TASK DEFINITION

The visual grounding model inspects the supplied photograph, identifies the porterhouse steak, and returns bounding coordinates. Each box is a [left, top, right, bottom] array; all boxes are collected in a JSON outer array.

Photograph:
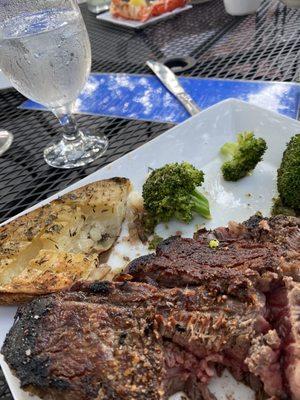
[[2, 215, 300, 400]]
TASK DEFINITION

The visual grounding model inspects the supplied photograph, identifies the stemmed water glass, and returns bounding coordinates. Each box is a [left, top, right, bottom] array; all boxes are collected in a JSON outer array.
[[0, 0, 108, 168]]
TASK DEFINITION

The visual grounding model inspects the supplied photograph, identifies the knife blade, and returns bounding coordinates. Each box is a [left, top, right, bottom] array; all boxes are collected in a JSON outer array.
[[146, 60, 201, 116]]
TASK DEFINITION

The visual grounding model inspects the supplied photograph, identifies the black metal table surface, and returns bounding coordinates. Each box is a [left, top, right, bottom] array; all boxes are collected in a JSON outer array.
[[0, 0, 299, 398]]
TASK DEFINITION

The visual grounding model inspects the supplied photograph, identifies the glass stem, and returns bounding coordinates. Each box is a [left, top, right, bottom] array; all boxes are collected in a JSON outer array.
[[52, 105, 80, 141]]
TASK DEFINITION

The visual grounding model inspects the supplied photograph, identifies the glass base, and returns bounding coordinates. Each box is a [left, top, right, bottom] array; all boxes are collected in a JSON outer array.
[[44, 130, 108, 169], [0, 130, 13, 156]]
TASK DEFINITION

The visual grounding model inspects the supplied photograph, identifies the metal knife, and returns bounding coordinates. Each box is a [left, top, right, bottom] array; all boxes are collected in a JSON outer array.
[[146, 60, 201, 116]]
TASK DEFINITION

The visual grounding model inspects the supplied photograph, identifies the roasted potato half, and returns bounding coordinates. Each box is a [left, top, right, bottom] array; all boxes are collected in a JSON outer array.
[[0, 177, 131, 303]]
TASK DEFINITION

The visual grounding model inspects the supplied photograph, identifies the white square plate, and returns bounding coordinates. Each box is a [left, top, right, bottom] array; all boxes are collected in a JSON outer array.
[[97, 5, 192, 29], [1, 98, 300, 400]]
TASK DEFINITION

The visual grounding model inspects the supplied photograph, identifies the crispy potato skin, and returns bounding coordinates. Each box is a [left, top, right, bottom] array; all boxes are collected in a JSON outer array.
[[0, 178, 131, 304]]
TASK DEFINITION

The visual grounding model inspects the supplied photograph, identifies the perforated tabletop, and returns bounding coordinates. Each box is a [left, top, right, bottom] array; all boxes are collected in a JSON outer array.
[[0, 0, 300, 398]]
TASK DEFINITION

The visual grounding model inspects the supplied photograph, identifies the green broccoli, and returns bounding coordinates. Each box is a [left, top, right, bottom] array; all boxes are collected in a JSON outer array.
[[277, 134, 300, 211], [148, 234, 164, 250], [142, 162, 211, 228], [271, 197, 297, 217], [220, 132, 267, 181]]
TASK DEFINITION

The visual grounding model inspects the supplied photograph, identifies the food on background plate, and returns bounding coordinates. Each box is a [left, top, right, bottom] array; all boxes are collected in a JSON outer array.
[[142, 162, 211, 234], [220, 131, 267, 181], [0, 178, 131, 304], [2, 214, 300, 400], [110, 0, 188, 22]]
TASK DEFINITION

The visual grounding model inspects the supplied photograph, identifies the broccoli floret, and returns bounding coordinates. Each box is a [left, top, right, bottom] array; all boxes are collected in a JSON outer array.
[[148, 234, 164, 250], [271, 197, 297, 217], [220, 132, 267, 181], [277, 134, 300, 211], [142, 162, 211, 227]]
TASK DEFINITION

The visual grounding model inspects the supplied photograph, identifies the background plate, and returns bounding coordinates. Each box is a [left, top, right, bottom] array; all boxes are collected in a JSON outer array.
[[1, 99, 300, 400], [96, 5, 192, 29]]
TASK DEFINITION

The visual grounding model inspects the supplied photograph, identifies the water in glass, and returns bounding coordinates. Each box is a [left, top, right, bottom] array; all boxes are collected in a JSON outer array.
[[0, 1, 108, 169], [0, 9, 91, 108]]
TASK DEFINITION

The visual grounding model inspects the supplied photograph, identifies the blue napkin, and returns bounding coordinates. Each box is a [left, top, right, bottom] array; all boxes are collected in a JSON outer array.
[[20, 73, 300, 123]]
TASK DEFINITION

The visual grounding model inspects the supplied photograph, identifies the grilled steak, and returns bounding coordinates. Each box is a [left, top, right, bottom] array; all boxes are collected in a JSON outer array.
[[2, 215, 299, 400], [210, 214, 300, 282], [122, 215, 300, 398], [124, 215, 300, 291], [268, 278, 300, 400], [245, 330, 283, 398], [2, 280, 270, 400], [242, 215, 300, 252], [124, 235, 283, 292]]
